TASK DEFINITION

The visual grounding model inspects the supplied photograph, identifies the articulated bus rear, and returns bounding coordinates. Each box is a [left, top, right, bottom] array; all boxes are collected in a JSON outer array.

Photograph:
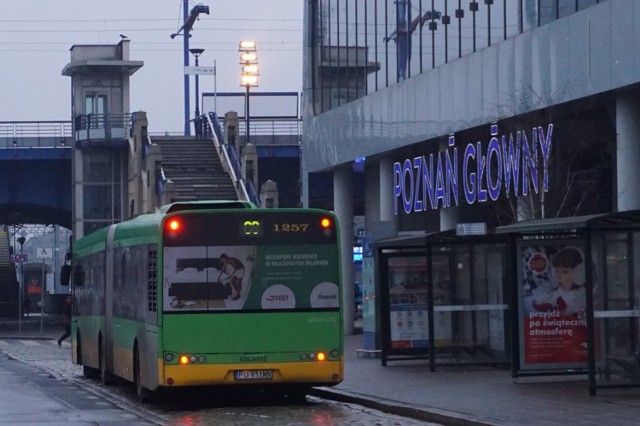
[[159, 208, 343, 394]]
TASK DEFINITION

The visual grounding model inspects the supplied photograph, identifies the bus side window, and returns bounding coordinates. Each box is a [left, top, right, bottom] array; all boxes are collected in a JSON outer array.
[[74, 265, 85, 287]]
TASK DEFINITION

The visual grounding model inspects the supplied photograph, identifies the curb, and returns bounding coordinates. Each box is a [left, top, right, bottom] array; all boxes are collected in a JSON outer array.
[[309, 387, 498, 426]]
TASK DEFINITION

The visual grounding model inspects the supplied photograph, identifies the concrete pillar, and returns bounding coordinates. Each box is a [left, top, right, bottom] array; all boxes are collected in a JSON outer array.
[[224, 111, 240, 153], [162, 180, 179, 205], [364, 161, 381, 232], [334, 166, 355, 335], [146, 144, 162, 211], [616, 90, 640, 212], [260, 180, 278, 208], [379, 158, 394, 222], [72, 148, 84, 241], [130, 111, 148, 218], [242, 143, 259, 191]]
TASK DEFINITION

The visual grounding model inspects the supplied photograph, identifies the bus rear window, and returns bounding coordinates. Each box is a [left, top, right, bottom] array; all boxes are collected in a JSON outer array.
[[162, 211, 340, 313]]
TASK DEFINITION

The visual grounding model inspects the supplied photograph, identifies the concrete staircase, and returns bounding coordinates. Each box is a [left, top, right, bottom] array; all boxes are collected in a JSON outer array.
[[152, 136, 238, 201], [0, 230, 18, 317]]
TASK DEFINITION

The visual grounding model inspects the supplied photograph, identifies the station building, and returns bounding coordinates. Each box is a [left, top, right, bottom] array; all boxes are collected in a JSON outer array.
[[302, 1, 640, 394]]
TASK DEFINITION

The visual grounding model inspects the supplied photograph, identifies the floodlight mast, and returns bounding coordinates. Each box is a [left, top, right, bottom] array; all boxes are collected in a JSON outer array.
[[171, 2, 210, 136]]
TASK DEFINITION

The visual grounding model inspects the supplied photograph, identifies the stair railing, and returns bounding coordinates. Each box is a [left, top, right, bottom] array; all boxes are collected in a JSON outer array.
[[203, 113, 255, 203]]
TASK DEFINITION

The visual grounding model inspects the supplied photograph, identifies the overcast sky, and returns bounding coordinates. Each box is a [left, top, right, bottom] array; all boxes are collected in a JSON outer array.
[[0, 0, 302, 134]]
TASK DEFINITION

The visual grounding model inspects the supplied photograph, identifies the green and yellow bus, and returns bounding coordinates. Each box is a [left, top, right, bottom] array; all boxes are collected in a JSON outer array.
[[70, 201, 343, 401]]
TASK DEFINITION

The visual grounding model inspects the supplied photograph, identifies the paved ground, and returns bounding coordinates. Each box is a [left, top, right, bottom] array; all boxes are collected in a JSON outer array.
[[2, 316, 640, 425]]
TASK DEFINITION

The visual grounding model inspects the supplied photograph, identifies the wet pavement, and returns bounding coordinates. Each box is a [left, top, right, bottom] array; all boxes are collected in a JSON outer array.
[[2, 316, 640, 425]]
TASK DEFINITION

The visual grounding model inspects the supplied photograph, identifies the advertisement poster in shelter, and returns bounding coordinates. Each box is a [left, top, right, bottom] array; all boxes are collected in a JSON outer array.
[[388, 256, 429, 349], [518, 242, 588, 368]]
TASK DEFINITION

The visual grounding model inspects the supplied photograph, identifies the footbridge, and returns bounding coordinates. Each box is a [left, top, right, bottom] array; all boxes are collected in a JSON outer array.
[[0, 121, 74, 228]]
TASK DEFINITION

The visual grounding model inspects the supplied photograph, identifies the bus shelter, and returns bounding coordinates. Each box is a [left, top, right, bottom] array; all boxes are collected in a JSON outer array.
[[373, 230, 510, 371], [496, 211, 640, 395]]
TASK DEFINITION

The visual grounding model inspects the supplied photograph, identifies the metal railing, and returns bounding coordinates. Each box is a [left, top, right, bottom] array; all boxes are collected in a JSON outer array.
[[0, 121, 72, 148], [73, 113, 132, 144], [238, 118, 302, 142], [73, 113, 131, 131], [203, 113, 255, 204]]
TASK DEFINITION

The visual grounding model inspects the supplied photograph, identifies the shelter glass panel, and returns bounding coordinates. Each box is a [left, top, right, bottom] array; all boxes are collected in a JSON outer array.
[[432, 243, 508, 364], [590, 231, 640, 391]]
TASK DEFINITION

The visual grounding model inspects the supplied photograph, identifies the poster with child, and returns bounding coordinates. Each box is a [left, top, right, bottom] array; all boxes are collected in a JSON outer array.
[[519, 243, 588, 367]]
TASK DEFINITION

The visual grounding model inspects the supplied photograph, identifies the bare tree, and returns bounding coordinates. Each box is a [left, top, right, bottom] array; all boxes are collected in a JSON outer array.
[[488, 87, 614, 226]]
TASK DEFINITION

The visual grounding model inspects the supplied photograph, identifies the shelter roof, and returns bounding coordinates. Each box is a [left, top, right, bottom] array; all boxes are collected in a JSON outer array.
[[496, 210, 640, 235]]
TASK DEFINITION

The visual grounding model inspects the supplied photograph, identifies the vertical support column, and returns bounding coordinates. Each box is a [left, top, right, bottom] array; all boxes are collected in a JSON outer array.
[[334, 166, 354, 335], [73, 148, 84, 241], [616, 90, 640, 211], [363, 160, 382, 350], [360, 158, 400, 349], [379, 158, 394, 223]]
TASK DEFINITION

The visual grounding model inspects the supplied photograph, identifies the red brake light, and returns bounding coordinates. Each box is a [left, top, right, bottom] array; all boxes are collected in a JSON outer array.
[[167, 219, 181, 232], [320, 217, 332, 229]]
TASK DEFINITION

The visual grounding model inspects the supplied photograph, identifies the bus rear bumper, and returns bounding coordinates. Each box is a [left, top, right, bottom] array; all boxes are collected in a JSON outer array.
[[162, 359, 343, 387]]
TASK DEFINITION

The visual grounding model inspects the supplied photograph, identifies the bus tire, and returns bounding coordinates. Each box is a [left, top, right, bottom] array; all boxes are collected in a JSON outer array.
[[99, 336, 112, 386], [134, 344, 153, 403]]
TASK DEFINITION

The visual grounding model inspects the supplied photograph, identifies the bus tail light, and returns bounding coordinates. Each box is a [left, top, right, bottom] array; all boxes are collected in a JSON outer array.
[[165, 217, 183, 234], [174, 354, 206, 365], [300, 351, 335, 361], [320, 217, 332, 229]]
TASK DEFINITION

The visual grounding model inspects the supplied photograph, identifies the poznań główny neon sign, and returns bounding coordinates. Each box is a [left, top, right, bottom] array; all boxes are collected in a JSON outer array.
[[393, 124, 553, 214]]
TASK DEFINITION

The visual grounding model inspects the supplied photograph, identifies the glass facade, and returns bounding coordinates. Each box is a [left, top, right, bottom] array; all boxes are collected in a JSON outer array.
[[82, 149, 124, 236], [313, 0, 608, 114]]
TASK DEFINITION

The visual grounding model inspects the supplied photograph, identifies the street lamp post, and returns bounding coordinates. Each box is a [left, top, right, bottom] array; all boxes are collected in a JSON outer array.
[[239, 41, 259, 145], [189, 48, 205, 119], [17, 236, 25, 332], [170, 1, 210, 136]]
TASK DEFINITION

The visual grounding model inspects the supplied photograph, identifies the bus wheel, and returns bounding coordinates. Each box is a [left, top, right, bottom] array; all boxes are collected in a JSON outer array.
[[99, 337, 112, 386], [134, 345, 153, 403]]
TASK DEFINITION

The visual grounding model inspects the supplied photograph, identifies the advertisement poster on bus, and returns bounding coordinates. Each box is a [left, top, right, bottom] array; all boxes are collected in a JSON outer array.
[[163, 244, 339, 312], [518, 242, 588, 368], [386, 256, 451, 349]]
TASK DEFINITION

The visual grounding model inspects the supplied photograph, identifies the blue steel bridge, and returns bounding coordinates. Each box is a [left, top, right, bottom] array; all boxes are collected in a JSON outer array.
[[0, 121, 73, 228]]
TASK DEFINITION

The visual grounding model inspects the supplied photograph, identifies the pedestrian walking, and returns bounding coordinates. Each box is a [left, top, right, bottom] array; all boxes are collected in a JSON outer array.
[[58, 295, 72, 346]]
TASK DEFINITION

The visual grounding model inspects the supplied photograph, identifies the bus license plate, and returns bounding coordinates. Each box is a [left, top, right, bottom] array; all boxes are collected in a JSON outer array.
[[234, 369, 273, 381]]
